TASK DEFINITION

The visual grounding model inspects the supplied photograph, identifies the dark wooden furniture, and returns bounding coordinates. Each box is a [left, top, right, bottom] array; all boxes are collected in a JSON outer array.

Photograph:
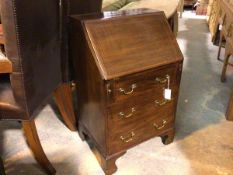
[[56, 0, 104, 131], [70, 9, 183, 175], [0, 0, 75, 174], [0, 56, 11, 74]]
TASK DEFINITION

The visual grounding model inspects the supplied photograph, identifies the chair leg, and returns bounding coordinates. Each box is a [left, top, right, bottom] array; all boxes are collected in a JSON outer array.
[[22, 120, 56, 175], [0, 156, 5, 175], [53, 83, 77, 131], [221, 54, 231, 82], [217, 33, 223, 60]]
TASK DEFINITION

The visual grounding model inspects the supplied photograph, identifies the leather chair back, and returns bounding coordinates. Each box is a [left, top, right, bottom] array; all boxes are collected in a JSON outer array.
[[0, 0, 61, 119]]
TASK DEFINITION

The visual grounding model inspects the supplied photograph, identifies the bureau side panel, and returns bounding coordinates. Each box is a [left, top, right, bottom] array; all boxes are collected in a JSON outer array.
[[70, 19, 107, 154]]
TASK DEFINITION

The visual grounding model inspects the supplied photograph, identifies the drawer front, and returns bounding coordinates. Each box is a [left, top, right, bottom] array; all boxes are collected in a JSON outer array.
[[112, 63, 180, 103], [108, 85, 179, 127], [107, 112, 174, 155]]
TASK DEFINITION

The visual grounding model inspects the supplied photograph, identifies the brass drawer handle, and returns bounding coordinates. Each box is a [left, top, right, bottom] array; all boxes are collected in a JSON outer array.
[[155, 74, 170, 84], [119, 108, 136, 119], [120, 131, 135, 143], [119, 84, 137, 95], [155, 99, 171, 106], [153, 120, 167, 130], [155, 74, 169, 84]]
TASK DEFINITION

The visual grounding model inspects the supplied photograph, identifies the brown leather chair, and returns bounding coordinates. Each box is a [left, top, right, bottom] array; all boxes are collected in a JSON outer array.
[[0, 0, 74, 174]]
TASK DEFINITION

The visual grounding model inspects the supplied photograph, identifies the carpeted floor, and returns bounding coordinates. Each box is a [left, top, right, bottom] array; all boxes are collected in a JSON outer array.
[[1, 10, 233, 175]]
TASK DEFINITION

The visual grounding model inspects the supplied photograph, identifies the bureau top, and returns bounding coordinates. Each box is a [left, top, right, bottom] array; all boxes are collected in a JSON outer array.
[[72, 10, 183, 80]]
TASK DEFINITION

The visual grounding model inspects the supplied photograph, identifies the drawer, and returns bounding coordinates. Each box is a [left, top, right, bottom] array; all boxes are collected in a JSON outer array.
[[112, 64, 180, 103], [107, 112, 174, 155], [108, 86, 179, 128]]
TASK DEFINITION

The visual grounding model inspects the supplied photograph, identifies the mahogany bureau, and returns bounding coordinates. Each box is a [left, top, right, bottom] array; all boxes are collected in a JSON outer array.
[[70, 10, 183, 175]]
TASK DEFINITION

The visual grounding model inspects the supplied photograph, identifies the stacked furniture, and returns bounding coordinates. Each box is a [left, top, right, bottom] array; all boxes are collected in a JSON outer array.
[[70, 9, 183, 175], [207, 0, 221, 42], [219, 0, 233, 82], [218, 0, 233, 121]]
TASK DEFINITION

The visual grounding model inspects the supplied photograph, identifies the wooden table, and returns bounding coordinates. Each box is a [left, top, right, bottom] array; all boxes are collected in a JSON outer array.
[[0, 24, 11, 73], [0, 54, 12, 73], [0, 24, 4, 45]]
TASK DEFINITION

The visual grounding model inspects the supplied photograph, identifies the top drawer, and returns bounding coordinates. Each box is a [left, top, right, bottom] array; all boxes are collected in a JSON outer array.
[[110, 63, 181, 103]]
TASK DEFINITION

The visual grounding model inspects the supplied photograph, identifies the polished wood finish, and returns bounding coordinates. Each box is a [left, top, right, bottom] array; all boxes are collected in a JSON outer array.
[[53, 83, 77, 131], [0, 56, 12, 73], [0, 36, 4, 44], [0, 24, 4, 45], [0, 157, 5, 175], [71, 10, 183, 175], [84, 13, 182, 80], [22, 120, 56, 175]]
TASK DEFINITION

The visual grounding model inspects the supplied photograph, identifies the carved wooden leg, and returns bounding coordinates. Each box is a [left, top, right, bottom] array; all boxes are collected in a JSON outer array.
[[22, 120, 56, 175], [217, 33, 223, 60], [0, 156, 5, 175], [93, 148, 126, 175], [160, 128, 175, 145], [79, 124, 125, 175], [226, 88, 233, 121], [53, 82, 77, 131], [221, 54, 231, 82]]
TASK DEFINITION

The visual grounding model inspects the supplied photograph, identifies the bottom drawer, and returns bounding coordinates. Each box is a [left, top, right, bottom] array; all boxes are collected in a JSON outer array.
[[107, 114, 174, 155]]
